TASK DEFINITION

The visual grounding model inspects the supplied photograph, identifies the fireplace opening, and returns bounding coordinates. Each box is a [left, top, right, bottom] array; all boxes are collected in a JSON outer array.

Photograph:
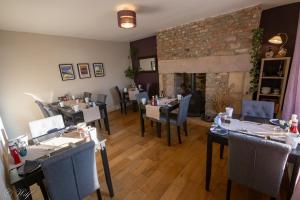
[[175, 73, 206, 117]]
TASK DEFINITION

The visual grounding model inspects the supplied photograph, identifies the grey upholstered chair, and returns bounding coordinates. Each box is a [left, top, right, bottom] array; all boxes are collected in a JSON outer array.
[[136, 91, 149, 105], [83, 92, 92, 99], [96, 94, 107, 104], [35, 101, 51, 118], [241, 100, 274, 120], [227, 132, 291, 200], [41, 141, 102, 200], [158, 94, 192, 144]]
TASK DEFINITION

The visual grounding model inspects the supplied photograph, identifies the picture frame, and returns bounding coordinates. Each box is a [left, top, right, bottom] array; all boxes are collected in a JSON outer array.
[[77, 63, 91, 79], [93, 63, 105, 77], [59, 64, 75, 81]]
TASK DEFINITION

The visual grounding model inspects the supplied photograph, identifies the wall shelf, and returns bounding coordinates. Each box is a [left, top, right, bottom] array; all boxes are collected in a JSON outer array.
[[256, 57, 291, 116]]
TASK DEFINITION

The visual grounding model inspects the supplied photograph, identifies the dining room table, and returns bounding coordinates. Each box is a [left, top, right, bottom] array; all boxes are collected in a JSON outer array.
[[139, 98, 180, 146], [50, 100, 111, 134], [9, 129, 114, 200], [205, 116, 300, 200]]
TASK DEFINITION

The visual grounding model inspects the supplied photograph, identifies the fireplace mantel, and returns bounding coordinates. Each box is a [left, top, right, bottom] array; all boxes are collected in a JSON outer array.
[[158, 54, 251, 74]]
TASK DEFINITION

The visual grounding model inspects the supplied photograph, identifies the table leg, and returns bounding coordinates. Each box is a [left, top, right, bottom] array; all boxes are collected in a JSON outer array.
[[156, 122, 161, 138], [103, 106, 111, 134], [37, 180, 49, 200], [205, 133, 213, 191], [288, 159, 300, 199], [99, 145, 114, 197], [140, 112, 145, 137], [167, 112, 171, 146]]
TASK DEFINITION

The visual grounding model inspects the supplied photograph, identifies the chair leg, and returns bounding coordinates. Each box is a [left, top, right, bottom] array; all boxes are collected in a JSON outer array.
[[96, 188, 102, 200], [120, 102, 123, 113], [150, 120, 153, 127], [226, 179, 232, 200], [98, 120, 102, 129], [124, 102, 127, 115], [220, 144, 224, 159], [177, 126, 182, 144], [183, 121, 188, 136]]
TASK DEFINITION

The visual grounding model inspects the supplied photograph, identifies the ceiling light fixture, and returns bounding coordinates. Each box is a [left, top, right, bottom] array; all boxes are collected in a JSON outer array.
[[117, 10, 136, 29]]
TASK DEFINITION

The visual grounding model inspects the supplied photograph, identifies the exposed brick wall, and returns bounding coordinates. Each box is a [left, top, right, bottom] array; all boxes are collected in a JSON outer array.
[[157, 6, 262, 61]]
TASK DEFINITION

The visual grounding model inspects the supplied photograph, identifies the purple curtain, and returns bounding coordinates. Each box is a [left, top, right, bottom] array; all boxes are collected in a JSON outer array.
[[282, 20, 300, 120]]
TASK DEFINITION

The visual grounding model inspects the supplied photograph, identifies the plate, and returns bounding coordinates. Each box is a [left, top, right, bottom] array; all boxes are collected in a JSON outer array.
[[269, 119, 280, 126]]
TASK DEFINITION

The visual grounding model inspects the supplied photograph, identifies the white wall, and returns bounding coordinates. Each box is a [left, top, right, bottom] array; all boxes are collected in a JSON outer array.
[[0, 30, 130, 139]]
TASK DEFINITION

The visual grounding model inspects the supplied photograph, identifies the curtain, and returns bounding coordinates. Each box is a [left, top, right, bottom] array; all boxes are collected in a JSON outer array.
[[282, 19, 300, 120]]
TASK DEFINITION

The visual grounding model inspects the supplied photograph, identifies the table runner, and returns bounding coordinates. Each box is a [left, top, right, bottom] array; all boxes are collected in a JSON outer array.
[[220, 119, 287, 138], [145, 105, 160, 120]]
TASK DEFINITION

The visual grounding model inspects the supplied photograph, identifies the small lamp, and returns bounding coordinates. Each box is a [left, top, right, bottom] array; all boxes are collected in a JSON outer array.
[[268, 33, 288, 57]]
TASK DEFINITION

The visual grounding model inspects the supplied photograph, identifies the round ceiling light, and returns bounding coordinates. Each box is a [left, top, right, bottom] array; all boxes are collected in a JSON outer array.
[[117, 10, 136, 29]]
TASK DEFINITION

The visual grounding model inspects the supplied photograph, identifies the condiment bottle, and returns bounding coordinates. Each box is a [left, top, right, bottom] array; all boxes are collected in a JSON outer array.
[[290, 114, 299, 134], [9, 141, 21, 164]]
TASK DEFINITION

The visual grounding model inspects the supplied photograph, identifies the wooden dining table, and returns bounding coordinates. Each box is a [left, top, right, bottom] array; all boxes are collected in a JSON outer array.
[[50, 101, 111, 134], [139, 99, 180, 146], [9, 130, 114, 200], [205, 118, 300, 200]]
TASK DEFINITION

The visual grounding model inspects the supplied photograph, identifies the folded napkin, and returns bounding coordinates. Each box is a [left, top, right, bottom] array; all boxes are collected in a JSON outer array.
[[145, 105, 160, 120]]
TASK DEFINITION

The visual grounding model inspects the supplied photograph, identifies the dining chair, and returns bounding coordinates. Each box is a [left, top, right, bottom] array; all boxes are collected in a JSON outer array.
[[97, 94, 107, 104], [82, 107, 101, 130], [35, 101, 51, 118], [226, 132, 291, 200], [29, 115, 65, 143], [241, 100, 274, 120], [114, 86, 129, 114], [157, 94, 192, 144], [41, 141, 102, 200], [83, 92, 92, 99]]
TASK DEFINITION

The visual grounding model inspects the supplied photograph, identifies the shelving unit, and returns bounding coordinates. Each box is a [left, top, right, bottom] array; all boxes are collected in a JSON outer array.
[[256, 57, 291, 116]]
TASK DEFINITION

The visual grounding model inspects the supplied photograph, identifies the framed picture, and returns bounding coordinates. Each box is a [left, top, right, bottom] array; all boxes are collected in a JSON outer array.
[[93, 63, 105, 77], [77, 63, 91, 79], [59, 64, 75, 81]]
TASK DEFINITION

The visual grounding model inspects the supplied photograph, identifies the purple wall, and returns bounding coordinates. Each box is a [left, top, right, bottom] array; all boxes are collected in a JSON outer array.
[[260, 3, 300, 57], [130, 36, 159, 96]]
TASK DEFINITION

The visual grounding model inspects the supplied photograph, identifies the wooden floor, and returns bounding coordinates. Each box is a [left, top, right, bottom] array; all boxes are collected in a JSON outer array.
[[32, 109, 288, 200]]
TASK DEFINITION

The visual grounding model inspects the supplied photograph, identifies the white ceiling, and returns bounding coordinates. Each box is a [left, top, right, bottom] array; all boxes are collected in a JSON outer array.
[[0, 0, 298, 42]]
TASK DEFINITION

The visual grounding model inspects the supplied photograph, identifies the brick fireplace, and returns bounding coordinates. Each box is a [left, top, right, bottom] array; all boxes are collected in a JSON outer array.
[[157, 5, 262, 116]]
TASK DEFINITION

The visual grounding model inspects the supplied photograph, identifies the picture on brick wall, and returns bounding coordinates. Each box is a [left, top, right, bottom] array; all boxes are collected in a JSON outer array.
[[59, 64, 75, 81], [93, 63, 105, 77], [77, 63, 91, 79]]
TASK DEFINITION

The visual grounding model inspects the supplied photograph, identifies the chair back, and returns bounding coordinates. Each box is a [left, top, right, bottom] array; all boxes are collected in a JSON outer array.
[[228, 132, 291, 197], [97, 94, 107, 103], [82, 107, 101, 123], [176, 94, 192, 125], [41, 141, 100, 200], [83, 92, 92, 99], [35, 101, 50, 118], [241, 100, 274, 119], [29, 115, 65, 139], [114, 86, 122, 101], [136, 92, 149, 104]]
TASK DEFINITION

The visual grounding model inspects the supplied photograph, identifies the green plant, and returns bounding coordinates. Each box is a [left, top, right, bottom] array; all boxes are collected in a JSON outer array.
[[124, 66, 136, 79], [249, 28, 264, 93]]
